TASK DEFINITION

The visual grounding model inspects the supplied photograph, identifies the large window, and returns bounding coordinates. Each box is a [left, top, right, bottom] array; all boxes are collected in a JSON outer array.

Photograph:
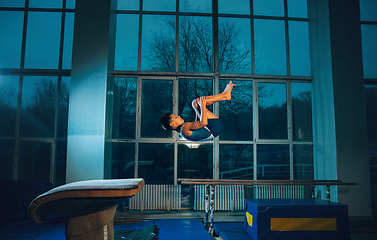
[[114, 0, 310, 76], [0, 0, 312, 188], [111, 77, 313, 182], [360, 0, 377, 215], [360, 0, 377, 79], [0, 0, 74, 185], [111, 0, 313, 184]]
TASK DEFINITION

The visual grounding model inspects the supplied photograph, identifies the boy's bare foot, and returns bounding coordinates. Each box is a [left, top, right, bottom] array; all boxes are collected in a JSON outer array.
[[223, 81, 235, 100]]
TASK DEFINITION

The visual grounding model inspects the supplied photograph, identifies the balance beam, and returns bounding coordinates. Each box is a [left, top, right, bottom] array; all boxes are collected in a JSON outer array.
[[29, 178, 144, 240]]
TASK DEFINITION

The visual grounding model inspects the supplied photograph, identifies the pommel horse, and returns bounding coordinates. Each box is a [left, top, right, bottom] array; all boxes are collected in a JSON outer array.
[[29, 178, 144, 240]]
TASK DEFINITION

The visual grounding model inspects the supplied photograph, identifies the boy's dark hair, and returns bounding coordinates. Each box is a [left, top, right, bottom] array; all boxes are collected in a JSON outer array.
[[160, 112, 173, 130]]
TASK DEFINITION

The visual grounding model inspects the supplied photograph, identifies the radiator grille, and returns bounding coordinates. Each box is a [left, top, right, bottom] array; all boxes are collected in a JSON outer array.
[[193, 185, 305, 211], [128, 184, 304, 211], [255, 185, 305, 199], [194, 185, 244, 211], [128, 184, 181, 211]]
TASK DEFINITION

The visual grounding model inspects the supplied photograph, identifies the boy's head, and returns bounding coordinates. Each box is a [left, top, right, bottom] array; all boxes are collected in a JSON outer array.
[[160, 112, 184, 130]]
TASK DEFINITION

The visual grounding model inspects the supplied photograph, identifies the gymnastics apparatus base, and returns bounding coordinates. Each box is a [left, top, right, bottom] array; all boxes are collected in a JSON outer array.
[[178, 178, 356, 237]]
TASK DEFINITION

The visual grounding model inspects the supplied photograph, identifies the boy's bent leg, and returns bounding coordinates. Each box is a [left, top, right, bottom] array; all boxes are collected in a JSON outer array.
[[192, 98, 218, 119], [192, 99, 201, 121], [191, 81, 235, 120], [200, 81, 235, 105]]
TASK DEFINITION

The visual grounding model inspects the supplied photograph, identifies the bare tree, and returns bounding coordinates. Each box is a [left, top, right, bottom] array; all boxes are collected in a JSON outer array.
[[113, 78, 137, 138], [19, 78, 69, 137], [0, 81, 18, 136], [219, 20, 251, 72], [144, 15, 251, 73]]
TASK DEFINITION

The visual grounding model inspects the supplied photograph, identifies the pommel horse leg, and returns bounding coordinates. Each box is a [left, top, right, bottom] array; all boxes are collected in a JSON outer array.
[[66, 205, 117, 240]]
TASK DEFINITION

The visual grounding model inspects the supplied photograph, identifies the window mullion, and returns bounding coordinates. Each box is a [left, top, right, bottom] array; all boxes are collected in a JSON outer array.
[[135, 77, 143, 178]]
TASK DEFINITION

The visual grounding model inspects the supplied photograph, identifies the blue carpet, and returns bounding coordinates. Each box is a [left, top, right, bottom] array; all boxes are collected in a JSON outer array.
[[0, 218, 212, 240], [0, 219, 65, 240], [155, 219, 212, 240]]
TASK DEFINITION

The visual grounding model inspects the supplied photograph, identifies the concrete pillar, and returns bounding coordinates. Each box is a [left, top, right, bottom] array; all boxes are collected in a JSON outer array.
[[308, 0, 371, 216], [66, 0, 116, 183]]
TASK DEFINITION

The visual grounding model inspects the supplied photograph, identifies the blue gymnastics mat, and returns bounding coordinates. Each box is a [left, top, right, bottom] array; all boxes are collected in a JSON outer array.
[[244, 198, 350, 240], [213, 222, 254, 240], [0, 218, 212, 240]]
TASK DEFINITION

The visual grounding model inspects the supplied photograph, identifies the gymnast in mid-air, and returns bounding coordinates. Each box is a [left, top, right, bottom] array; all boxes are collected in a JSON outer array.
[[160, 81, 235, 141]]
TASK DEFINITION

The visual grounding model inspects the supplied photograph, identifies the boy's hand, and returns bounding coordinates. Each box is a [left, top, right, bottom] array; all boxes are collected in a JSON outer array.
[[199, 96, 207, 107]]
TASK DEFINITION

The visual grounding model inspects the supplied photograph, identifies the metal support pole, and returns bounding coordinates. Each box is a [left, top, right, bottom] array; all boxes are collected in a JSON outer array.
[[326, 185, 330, 201], [209, 185, 215, 236], [204, 185, 210, 229]]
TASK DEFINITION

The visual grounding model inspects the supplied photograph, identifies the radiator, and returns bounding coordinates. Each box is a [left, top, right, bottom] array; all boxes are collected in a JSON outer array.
[[128, 184, 181, 211], [194, 185, 244, 211], [255, 185, 305, 199]]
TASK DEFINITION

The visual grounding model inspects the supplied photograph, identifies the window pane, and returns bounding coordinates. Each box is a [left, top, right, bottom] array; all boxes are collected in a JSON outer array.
[[20, 76, 57, 138], [178, 143, 213, 179], [139, 143, 174, 184], [220, 80, 253, 141], [219, 144, 253, 180], [66, 0, 75, 9], [118, 0, 139, 10], [293, 144, 313, 180], [115, 14, 139, 71], [141, 79, 173, 138], [19, 142, 50, 181], [58, 76, 70, 138], [178, 78, 213, 123], [0, 0, 25, 7], [219, 18, 251, 74], [142, 15, 175, 71], [254, 19, 286, 75], [0, 11, 24, 69], [25, 12, 62, 69], [179, 16, 212, 72], [288, 0, 308, 18], [257, 144, 289, 180], [113, 78, 137, 139], [292, 82, 312, 141], [112, 142, 135, 179], [253, 0, 284, 17], [62, 12, 74, 69], [55, 140, 67, 186], [219, 0, 250, 15], [143, 0, 175, 12], [365, 85, 377, 142], [289, 21, 310, 76], [258, 83, 287, 139], [0, 141, 14, 180], [0, 76, 19, 137], [361, 25, 377, 78], [360, 0, 377, 21], [29, 0, 63, 8], [180, 0, 211, 13]]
